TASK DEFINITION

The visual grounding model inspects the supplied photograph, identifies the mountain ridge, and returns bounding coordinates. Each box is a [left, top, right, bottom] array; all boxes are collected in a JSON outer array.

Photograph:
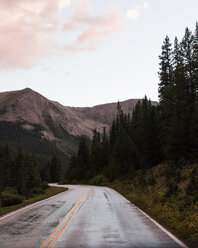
[[0, 88, 158, 163], [0, 88, 158, 137]]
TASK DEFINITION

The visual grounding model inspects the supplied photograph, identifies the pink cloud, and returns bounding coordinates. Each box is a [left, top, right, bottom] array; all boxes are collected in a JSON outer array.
[[63, 1, 124, 52], [0, 0, 60, 70], [0, 0, 124, 70]]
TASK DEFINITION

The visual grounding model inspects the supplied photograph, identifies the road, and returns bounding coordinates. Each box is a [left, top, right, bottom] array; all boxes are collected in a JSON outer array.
[[0, 185, 188, 248]]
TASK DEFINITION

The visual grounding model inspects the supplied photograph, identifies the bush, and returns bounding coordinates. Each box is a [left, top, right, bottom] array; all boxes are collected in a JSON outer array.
[[41, 181, 49, 190], [71, 179, 78, 184], [1, 192, 24, 207], [32, 187, 44, 194], [89, 174, 108, 186]]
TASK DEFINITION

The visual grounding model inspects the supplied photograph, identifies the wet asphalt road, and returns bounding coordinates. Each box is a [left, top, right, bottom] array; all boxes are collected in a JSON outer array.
[[0, 185, 187, 248]]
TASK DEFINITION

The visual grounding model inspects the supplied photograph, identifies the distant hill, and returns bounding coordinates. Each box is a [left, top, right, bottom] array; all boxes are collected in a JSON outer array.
[[0, 88, 158, 166]]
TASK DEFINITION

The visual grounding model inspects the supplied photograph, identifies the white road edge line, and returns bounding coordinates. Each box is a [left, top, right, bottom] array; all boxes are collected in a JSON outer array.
[[110, 188, 188, 248], [0, 186, 69, 222]]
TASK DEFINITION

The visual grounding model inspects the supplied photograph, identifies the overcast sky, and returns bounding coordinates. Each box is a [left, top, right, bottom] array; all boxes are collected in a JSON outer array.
[[0, 0, 197, 106]]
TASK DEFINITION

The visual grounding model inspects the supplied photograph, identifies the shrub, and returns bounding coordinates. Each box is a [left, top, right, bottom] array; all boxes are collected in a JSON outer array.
[[89, 174, 108, 186], [1, 191, 24, 207], [71, 179, 78, 184], [41, 181, 49, 190], [32, 187, 44, 194]]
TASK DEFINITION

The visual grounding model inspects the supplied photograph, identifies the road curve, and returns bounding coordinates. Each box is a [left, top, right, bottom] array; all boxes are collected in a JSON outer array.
[[0, 185, 187, 248]]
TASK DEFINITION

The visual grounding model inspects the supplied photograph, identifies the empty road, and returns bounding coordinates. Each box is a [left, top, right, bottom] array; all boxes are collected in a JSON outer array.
[[0, 185, 188, 248]]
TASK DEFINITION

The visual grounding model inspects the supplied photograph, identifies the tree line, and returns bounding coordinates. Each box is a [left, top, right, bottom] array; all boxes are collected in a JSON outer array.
[[67, 23, 198, 182], [0, 145, 62, 206]]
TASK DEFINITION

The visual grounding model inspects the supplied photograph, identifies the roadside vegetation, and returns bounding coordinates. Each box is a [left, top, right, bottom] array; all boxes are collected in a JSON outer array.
[[0, 144, 67, 214], [108, 163, 198, 248], [0, 186, 67, 216]]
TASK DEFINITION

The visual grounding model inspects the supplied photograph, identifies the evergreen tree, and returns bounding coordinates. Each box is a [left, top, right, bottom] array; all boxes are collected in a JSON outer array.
[[193, 22, 198, 95], [16, 151, 40, 198], [41, 162, 51, 182], [50, 155, 62, 183], [181, 27, 195, 108], [90, 129, 102, 174], [158, 36, 173, 102], [189, 23, 198, 160], [67, 154, 80, 181], [158, 36, 174, 157], [131, 97, 161, 168], [77, 136, 89, 169], [0, 145, 12, 192], [166, 37, 189, 161], [110, 119, 117, 146], [76, 136, 90, 180], [101, 128, 109, 169]]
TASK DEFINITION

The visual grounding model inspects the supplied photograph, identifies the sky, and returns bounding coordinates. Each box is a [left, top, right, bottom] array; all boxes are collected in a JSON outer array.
[[0, 0, 198, 107]]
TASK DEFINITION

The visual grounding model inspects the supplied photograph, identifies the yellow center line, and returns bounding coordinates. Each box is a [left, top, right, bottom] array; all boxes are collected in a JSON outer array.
[[48, 190, 89, 248], [40, 189, 89, 248]]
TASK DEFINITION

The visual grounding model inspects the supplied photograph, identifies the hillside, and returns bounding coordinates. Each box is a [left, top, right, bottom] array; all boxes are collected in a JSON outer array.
[[0, 88, 158, 138], [0, 88, 157, 166]]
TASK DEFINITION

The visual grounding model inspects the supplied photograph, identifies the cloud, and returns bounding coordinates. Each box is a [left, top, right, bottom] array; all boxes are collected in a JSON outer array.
[[126, 2, 149, 21], [0, 0, 62, 70], [126, 8, 140, 21], [58, 0, 71, 10], [0, 0, 123, 70], [62, 0, 124, 52], [143, 2, 149, 9]]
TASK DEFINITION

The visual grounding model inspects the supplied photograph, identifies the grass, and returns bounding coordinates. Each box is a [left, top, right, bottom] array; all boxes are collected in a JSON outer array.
[[107, 164, 198, 248], [0, 186, 67, 216]]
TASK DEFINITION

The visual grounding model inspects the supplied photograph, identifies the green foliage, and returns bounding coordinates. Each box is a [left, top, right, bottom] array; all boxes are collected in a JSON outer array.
[[109, 163, 198, 248], [89, 174, 108, 186], [158, 23, 198, 162], [49, 155, 62, 183], [0, 144, 64, 209], [1, 191, 24, 207], [0, 121, 70, 167], [41, 181, 49, 190], [186, 173, 198, 202], [15, 151, 41, 198], [0, 186, 67, 216], [165, 181, 178, 197], [67, 136, 91, 182]]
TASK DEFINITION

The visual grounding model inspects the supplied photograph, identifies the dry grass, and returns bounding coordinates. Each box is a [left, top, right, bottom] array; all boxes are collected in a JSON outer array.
[[0, 186, 67, 216]]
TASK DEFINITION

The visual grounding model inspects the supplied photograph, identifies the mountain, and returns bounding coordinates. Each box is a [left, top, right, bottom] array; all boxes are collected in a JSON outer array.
[[0, 88, 158, 166], [76, 99, 148, 127]]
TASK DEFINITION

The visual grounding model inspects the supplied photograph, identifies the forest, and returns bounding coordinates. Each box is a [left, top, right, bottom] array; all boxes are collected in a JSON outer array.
[[67, 22, 198, 183], [0, 145, 62, 208]]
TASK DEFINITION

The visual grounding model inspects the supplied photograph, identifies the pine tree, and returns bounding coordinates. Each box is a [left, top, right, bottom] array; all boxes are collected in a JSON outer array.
[[77, 136, 89, 169], [193, 22, 198, 95], [16, 151, 40, 198], [158, 36, 174, 157], [0, 145, 12, 192], [131, 97, 161, 168], [181, 27, 195, 106], [41, 162, 51, 182], [50, 155, 62, 183], [166, 37, 189, 161], [189, 23, 198, 161], [76, 136, 90, 180], [110, 119, 117, 146], [67, 154, 80, 181], [158, 36, 173, 102], [101, 128, 109, 169], [90, 129, 102, 175]]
